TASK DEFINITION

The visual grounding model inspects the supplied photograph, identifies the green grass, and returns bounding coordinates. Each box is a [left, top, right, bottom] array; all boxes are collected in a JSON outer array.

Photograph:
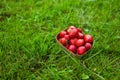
[[0, 0, 120, 80]]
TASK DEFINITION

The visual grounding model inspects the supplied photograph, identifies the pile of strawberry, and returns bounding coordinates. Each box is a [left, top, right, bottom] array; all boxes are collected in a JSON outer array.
[[58, 26, 93, 55]]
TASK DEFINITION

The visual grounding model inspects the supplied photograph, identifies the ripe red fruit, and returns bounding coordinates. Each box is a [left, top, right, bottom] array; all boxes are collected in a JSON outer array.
[[68, 45, 76, 53], [57, 26, 94, 56], [69, 38, 77, 45], [85, 43, 92, 50], [68, 28, 78, 38], [75, 39, 84, 47], [84, 35, 93, 43], [77, 46, 86, 55], [77, 28, 82, 33], [59, 38, 67, 45], [64, 35, 70, 40], [67, 26, 76, 33], [77, 32, 84, 39], [68, 26, 76, 29], [59, 31, 67, 38]]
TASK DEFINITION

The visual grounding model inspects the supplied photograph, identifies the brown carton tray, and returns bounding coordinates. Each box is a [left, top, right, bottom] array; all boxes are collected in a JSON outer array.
[[56, 28, 91, 57]]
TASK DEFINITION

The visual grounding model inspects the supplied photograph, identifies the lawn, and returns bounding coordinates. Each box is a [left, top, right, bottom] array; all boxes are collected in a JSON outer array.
[[0, 0, 120, 80]]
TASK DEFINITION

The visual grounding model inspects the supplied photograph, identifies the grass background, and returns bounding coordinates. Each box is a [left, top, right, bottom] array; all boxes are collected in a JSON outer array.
[[0, 0, 120, 80]]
